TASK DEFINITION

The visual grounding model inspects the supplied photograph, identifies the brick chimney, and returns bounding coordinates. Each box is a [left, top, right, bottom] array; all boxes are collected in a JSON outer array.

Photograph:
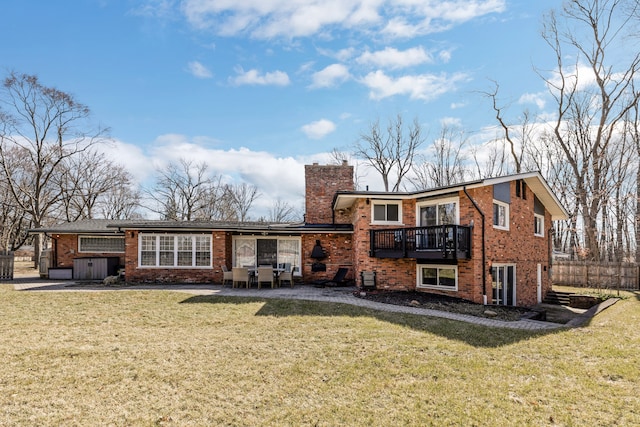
[[305, 161, 354, 224]]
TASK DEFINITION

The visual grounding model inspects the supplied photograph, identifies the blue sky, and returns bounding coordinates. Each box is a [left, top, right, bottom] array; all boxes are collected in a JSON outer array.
[[1, 0, 560, 217]]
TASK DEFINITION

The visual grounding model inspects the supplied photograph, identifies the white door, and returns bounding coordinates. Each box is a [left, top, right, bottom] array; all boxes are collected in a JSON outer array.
[[537, 263, 542, 303]]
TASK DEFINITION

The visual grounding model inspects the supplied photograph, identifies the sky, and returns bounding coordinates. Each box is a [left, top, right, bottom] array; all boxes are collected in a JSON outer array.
[[1, 0, 561, 218]]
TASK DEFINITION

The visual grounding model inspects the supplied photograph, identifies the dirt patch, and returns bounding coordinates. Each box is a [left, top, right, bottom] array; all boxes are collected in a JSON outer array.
[[354, 290, 538, 322]]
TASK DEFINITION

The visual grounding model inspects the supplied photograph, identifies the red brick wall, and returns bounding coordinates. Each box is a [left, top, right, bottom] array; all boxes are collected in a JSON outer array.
[[302, 233, 354, 281], [351, 183, 552, 307], [465, 184, 551, 306], [305, 162, 354, 224], [53, 234, 125, 268], [352, 198, 417, 291], [124, 231, 227, 284]]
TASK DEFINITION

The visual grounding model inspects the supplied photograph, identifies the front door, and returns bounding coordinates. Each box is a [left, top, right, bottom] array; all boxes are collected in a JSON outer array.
[[491, 264, 516, 306]]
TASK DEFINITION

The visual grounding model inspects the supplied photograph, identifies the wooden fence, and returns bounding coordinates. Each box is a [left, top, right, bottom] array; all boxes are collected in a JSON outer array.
[[0, 251, 14, 280], [552, 261, 639, 290]]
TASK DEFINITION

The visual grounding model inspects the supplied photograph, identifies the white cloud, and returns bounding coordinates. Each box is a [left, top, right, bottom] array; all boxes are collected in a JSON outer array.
[[438, 49, 453, 63], [187, 61, 213, 78], [180, 0, 506, 40], [440, 117, 463, 127], [360, 70, 470, 101], [110, 134, 309, 218], [356, 46, 432, 69], [309, 64, 350, 88], [301, 119, 337, 139], [229, 67, 290, 86], [98, 139, 156, 184], [518, 92, 546, 110]]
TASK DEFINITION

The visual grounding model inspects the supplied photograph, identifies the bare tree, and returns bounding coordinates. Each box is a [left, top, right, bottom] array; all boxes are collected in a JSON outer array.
[[409, 124, 468, 189], [0, 175, 32, 251], [56, 150, 137, 221], [0, 72, 108, 265], [147, 159, 214, 221], [481, 81, 530, 173], [355, 114, 425, 192], [470, 140, 509, 179], [630, 86, 640, 263], [227, 182, 260, 222], [540, 0, 640, 260], [267, 198, 300, 223], [100, 181, 142, 220]]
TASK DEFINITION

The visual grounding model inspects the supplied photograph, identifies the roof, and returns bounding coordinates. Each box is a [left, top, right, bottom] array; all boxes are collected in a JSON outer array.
[[333, 172, 569, 221], [32, 219, 353, 234], [33, 219, 130, 234]]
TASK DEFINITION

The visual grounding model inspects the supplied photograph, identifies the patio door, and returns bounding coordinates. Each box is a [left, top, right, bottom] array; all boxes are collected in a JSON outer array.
[[257, 239, 277, 266], [491, 264, 516, 306]]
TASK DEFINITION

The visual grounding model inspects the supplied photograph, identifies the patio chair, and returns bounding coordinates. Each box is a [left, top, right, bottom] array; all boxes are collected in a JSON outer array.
[[222, 265, 233, 287], [257, 266, 275, 289], [232, 267, 249, 288], [278, 265, 294, 288], [312, 267, 350, 288]]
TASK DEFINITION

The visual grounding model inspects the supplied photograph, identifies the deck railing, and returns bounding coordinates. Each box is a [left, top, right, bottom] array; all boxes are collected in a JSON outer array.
[[369, 225, 471, 260]]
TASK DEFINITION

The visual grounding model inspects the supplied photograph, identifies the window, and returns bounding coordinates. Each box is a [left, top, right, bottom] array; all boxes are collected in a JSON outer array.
[[493, 200, 509, 230], [78, 236, 125, 253], [140, 235, 156, 266], [534, 214, 544, 237], [417, 265, 458, 291], [138, 234, 212, 268], [418, 198, 458, 226], [372, 201, 401, 224]]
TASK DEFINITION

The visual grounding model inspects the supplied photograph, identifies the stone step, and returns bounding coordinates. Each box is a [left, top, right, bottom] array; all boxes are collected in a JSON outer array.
[[543, 290, 573, 305]]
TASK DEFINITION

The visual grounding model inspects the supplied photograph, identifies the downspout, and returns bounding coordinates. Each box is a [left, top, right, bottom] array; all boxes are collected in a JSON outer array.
[[463, 187, 487, 305]]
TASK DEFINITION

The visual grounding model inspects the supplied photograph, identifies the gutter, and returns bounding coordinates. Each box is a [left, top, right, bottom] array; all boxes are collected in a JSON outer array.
[[463, 186, 487, 305]]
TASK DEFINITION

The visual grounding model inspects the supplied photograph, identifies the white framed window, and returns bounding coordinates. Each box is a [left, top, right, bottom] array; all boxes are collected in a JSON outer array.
[[371, 201, 402, 224], [492, 200, 509, 230], [417, 197, 459, 226], [138, 234, 211, 268], [78, 236, 125, 253], [417, 265, 458, 291], [534, 214, 544, 237]]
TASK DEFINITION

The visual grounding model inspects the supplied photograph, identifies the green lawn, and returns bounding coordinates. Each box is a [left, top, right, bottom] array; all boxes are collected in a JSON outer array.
[[1, 285, 639, 426]]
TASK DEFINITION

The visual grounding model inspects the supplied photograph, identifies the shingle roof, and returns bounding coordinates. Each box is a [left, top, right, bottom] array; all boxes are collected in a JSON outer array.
[[32, 219, 353, 234], [334, 171, 569, 220]]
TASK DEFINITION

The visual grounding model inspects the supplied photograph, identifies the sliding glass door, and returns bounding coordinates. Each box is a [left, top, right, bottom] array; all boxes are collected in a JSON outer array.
[[233, 237, 301, 274]]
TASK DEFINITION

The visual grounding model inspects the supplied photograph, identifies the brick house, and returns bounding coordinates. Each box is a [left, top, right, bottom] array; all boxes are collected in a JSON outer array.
[[35, 161, 567, 307]]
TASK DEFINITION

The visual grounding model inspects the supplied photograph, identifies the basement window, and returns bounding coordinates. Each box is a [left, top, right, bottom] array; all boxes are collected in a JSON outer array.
[[417, 265, 458, 291]]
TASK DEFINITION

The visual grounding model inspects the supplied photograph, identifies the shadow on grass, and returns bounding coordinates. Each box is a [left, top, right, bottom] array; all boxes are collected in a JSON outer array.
[[179, 294, 564, 348]]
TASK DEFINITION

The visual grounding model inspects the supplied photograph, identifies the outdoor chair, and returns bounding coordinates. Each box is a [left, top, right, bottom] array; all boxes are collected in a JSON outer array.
[[278, 265, 294, 288], [312, 267, 350, 287], [222, 265, 233, 287], [232, 267, 249, 288], [257, 266, 275, 289]]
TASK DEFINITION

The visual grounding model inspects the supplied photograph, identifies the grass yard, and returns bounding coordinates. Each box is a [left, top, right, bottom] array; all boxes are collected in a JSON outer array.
[[0, 285, 639, 426]]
